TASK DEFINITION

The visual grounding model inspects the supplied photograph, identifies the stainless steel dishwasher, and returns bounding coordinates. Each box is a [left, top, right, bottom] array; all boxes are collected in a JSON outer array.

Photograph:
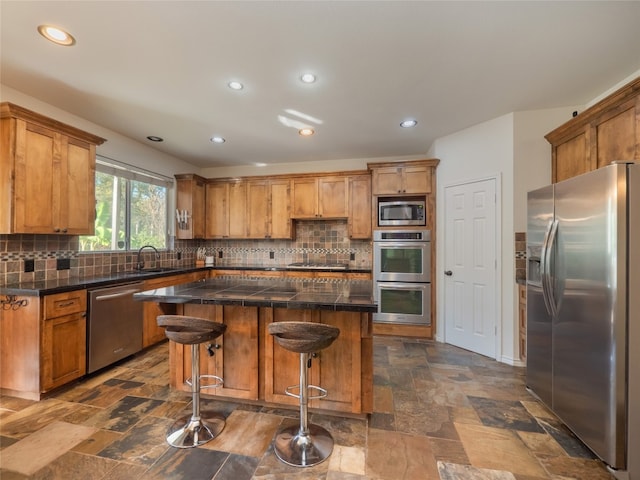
[[87, 282, 144, 373]]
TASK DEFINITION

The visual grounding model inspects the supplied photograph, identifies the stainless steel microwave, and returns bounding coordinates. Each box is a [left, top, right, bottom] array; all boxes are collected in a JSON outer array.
[[378, 200, 426, 226]]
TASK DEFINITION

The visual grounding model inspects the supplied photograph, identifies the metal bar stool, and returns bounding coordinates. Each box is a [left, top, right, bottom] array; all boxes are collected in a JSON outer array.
[[157, 314, 227, 448], [268, 321, 340, 467]]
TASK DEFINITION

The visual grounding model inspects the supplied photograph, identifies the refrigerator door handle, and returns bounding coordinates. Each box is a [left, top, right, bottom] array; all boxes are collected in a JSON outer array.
[[544, 219, 559, 317], [540, 219, 554, 316]]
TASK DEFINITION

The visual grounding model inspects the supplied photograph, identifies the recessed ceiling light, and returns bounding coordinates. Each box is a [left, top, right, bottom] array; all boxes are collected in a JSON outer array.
[[255, 163, 267, 167], [146, 135, 164, 142], [300, 73, 316, 84], [210, 136, 225, 144], [37, 25, 75, 46], [400, 119, 418, 128], [298, 128, 315, 136], [228, 81, 244, 90]]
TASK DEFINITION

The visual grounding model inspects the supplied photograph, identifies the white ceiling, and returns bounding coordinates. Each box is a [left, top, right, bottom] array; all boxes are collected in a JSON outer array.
[[2, 1, 640, 169]]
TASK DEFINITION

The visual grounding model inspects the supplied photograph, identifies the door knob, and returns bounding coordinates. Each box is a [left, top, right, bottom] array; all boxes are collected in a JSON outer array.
[[444, 270, 453, 276]]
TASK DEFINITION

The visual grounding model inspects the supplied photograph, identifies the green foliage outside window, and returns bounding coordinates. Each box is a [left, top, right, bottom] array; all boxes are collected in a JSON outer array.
[[80, 171, 167, 251]]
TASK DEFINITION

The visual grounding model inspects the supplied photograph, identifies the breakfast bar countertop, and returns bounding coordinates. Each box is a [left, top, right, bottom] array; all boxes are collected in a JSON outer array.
[[134, 276, 377, 312]]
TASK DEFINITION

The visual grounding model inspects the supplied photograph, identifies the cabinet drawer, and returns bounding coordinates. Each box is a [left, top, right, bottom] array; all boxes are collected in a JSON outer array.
[[44, 290, 87, 318]]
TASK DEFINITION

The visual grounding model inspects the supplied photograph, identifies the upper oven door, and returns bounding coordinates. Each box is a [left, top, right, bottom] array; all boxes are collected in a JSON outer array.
[[374, 241, 430, 283]]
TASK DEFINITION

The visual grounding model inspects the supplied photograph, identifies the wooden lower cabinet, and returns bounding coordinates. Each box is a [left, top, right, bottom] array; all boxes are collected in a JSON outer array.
[[168, 304, 373, 414], [171, 303, 259, 400], [142, 271, 208, 348], [42, 290, 87, 392], [518, 284, 527, 361], [0, 289, 87, 400]]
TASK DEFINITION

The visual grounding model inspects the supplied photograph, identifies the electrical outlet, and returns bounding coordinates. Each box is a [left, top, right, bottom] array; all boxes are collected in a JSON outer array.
[[177, 251, 182, 260], [350, 253, 356, 261], [218, 250, 223, 259], [24, 259, 34, 272], [56, 258, 71, 270], [269, 251, 275, 259]]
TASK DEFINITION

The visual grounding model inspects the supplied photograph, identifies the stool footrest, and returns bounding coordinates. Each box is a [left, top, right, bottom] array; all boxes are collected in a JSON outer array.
[[185, 375, 224, 390], [285, 384, 328, 400]]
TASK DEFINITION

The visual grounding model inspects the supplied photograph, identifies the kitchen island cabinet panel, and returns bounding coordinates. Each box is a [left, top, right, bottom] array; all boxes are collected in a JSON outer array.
[[140, 276, 375, 414], [171, 303, 259, 400]]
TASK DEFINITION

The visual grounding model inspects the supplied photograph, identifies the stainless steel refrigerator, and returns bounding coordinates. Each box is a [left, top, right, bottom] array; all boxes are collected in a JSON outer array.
[[526, 162, 639, 479]]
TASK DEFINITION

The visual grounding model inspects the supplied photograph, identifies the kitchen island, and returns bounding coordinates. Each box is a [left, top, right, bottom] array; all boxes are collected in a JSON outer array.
[[134, 276, 377, 415]]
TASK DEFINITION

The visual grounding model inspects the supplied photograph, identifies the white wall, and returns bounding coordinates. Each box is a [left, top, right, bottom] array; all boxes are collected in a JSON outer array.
[[429, 113, 517, 363], [513, 107, 579, 232], [199, 154, 427, 179]]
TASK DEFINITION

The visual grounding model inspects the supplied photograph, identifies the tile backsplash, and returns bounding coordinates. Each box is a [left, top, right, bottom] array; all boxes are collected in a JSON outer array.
[[0, 219, 371, 286]]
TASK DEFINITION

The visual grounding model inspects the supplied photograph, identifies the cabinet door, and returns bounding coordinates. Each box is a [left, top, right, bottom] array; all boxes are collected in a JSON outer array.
[[318, 176, 348, 218], [269, 179, 292, 238], [554, 129, 590, 182], [291, 177, 318, 218], [228, 181, 247, 238], [371, 166, 403, 195], [63, 139, 95, 234], [595, 98, 638, 169], [403, 165, 431, 194], [246, 180, 270, 238], [206, 182, 229, 238], [177, 176, 205, 239], [42, 312, 87, 391], [264, 309, 315, 406], [310, 310, 361, 413], [348, 175, 372, 239], [13, 121, 58, 233], [13, 121, 95, 235], [179, 304, 259, 400], [142, 274, 183, 347]]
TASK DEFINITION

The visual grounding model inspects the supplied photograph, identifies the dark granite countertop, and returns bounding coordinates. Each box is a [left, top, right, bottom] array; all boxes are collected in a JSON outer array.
[[134, 276, 377, 312], [0, 265, 373, 296]]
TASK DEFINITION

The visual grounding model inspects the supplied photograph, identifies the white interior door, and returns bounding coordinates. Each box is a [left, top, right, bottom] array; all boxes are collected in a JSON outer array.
[[444, 178, 497, 358]]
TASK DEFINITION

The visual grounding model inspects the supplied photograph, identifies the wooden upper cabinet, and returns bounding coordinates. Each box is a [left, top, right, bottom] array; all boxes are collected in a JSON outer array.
[[594, 97, 638, 169], [554, 129, 591, 183], [291, 176, 348, 219], [205, 180, 247, 239], [246, 178, 291, 239], [348, 174, 372, 239], [371, 164, 432, 195], [0, 103, 105, 234], [546, 76, 640, 182], [175, 174, 206, 239]]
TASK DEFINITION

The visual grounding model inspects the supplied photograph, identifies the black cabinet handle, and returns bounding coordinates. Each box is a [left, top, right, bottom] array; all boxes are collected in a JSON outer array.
[[444, 270, 453, 276]]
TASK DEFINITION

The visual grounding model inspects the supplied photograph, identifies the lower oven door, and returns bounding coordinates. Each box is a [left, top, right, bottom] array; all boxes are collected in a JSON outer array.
[[374, 282, 430, 325]]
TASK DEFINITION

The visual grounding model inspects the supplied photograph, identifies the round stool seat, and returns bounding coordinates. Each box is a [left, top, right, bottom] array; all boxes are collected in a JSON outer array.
[[157, 315, 226, 344], [268, 321, 339, 353]]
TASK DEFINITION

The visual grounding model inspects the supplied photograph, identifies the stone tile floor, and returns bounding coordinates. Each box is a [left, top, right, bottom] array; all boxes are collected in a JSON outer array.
[[0, 336, 615, 479]]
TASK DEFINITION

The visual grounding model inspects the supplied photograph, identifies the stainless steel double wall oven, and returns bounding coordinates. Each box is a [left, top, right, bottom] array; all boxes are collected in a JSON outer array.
[[373, 230, 431, 325]]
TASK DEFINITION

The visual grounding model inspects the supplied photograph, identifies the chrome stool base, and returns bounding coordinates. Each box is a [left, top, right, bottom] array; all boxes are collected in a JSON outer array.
[[273, 423, 334, 467], [166, 412, 225, 448]]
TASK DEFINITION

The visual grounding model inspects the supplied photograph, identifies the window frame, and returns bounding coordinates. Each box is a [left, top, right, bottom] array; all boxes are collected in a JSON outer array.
[[80, 156, 174, 252]]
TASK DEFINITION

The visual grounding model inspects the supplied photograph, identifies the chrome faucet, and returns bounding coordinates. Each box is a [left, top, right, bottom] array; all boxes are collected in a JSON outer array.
[[135, 245, 159, 271]]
